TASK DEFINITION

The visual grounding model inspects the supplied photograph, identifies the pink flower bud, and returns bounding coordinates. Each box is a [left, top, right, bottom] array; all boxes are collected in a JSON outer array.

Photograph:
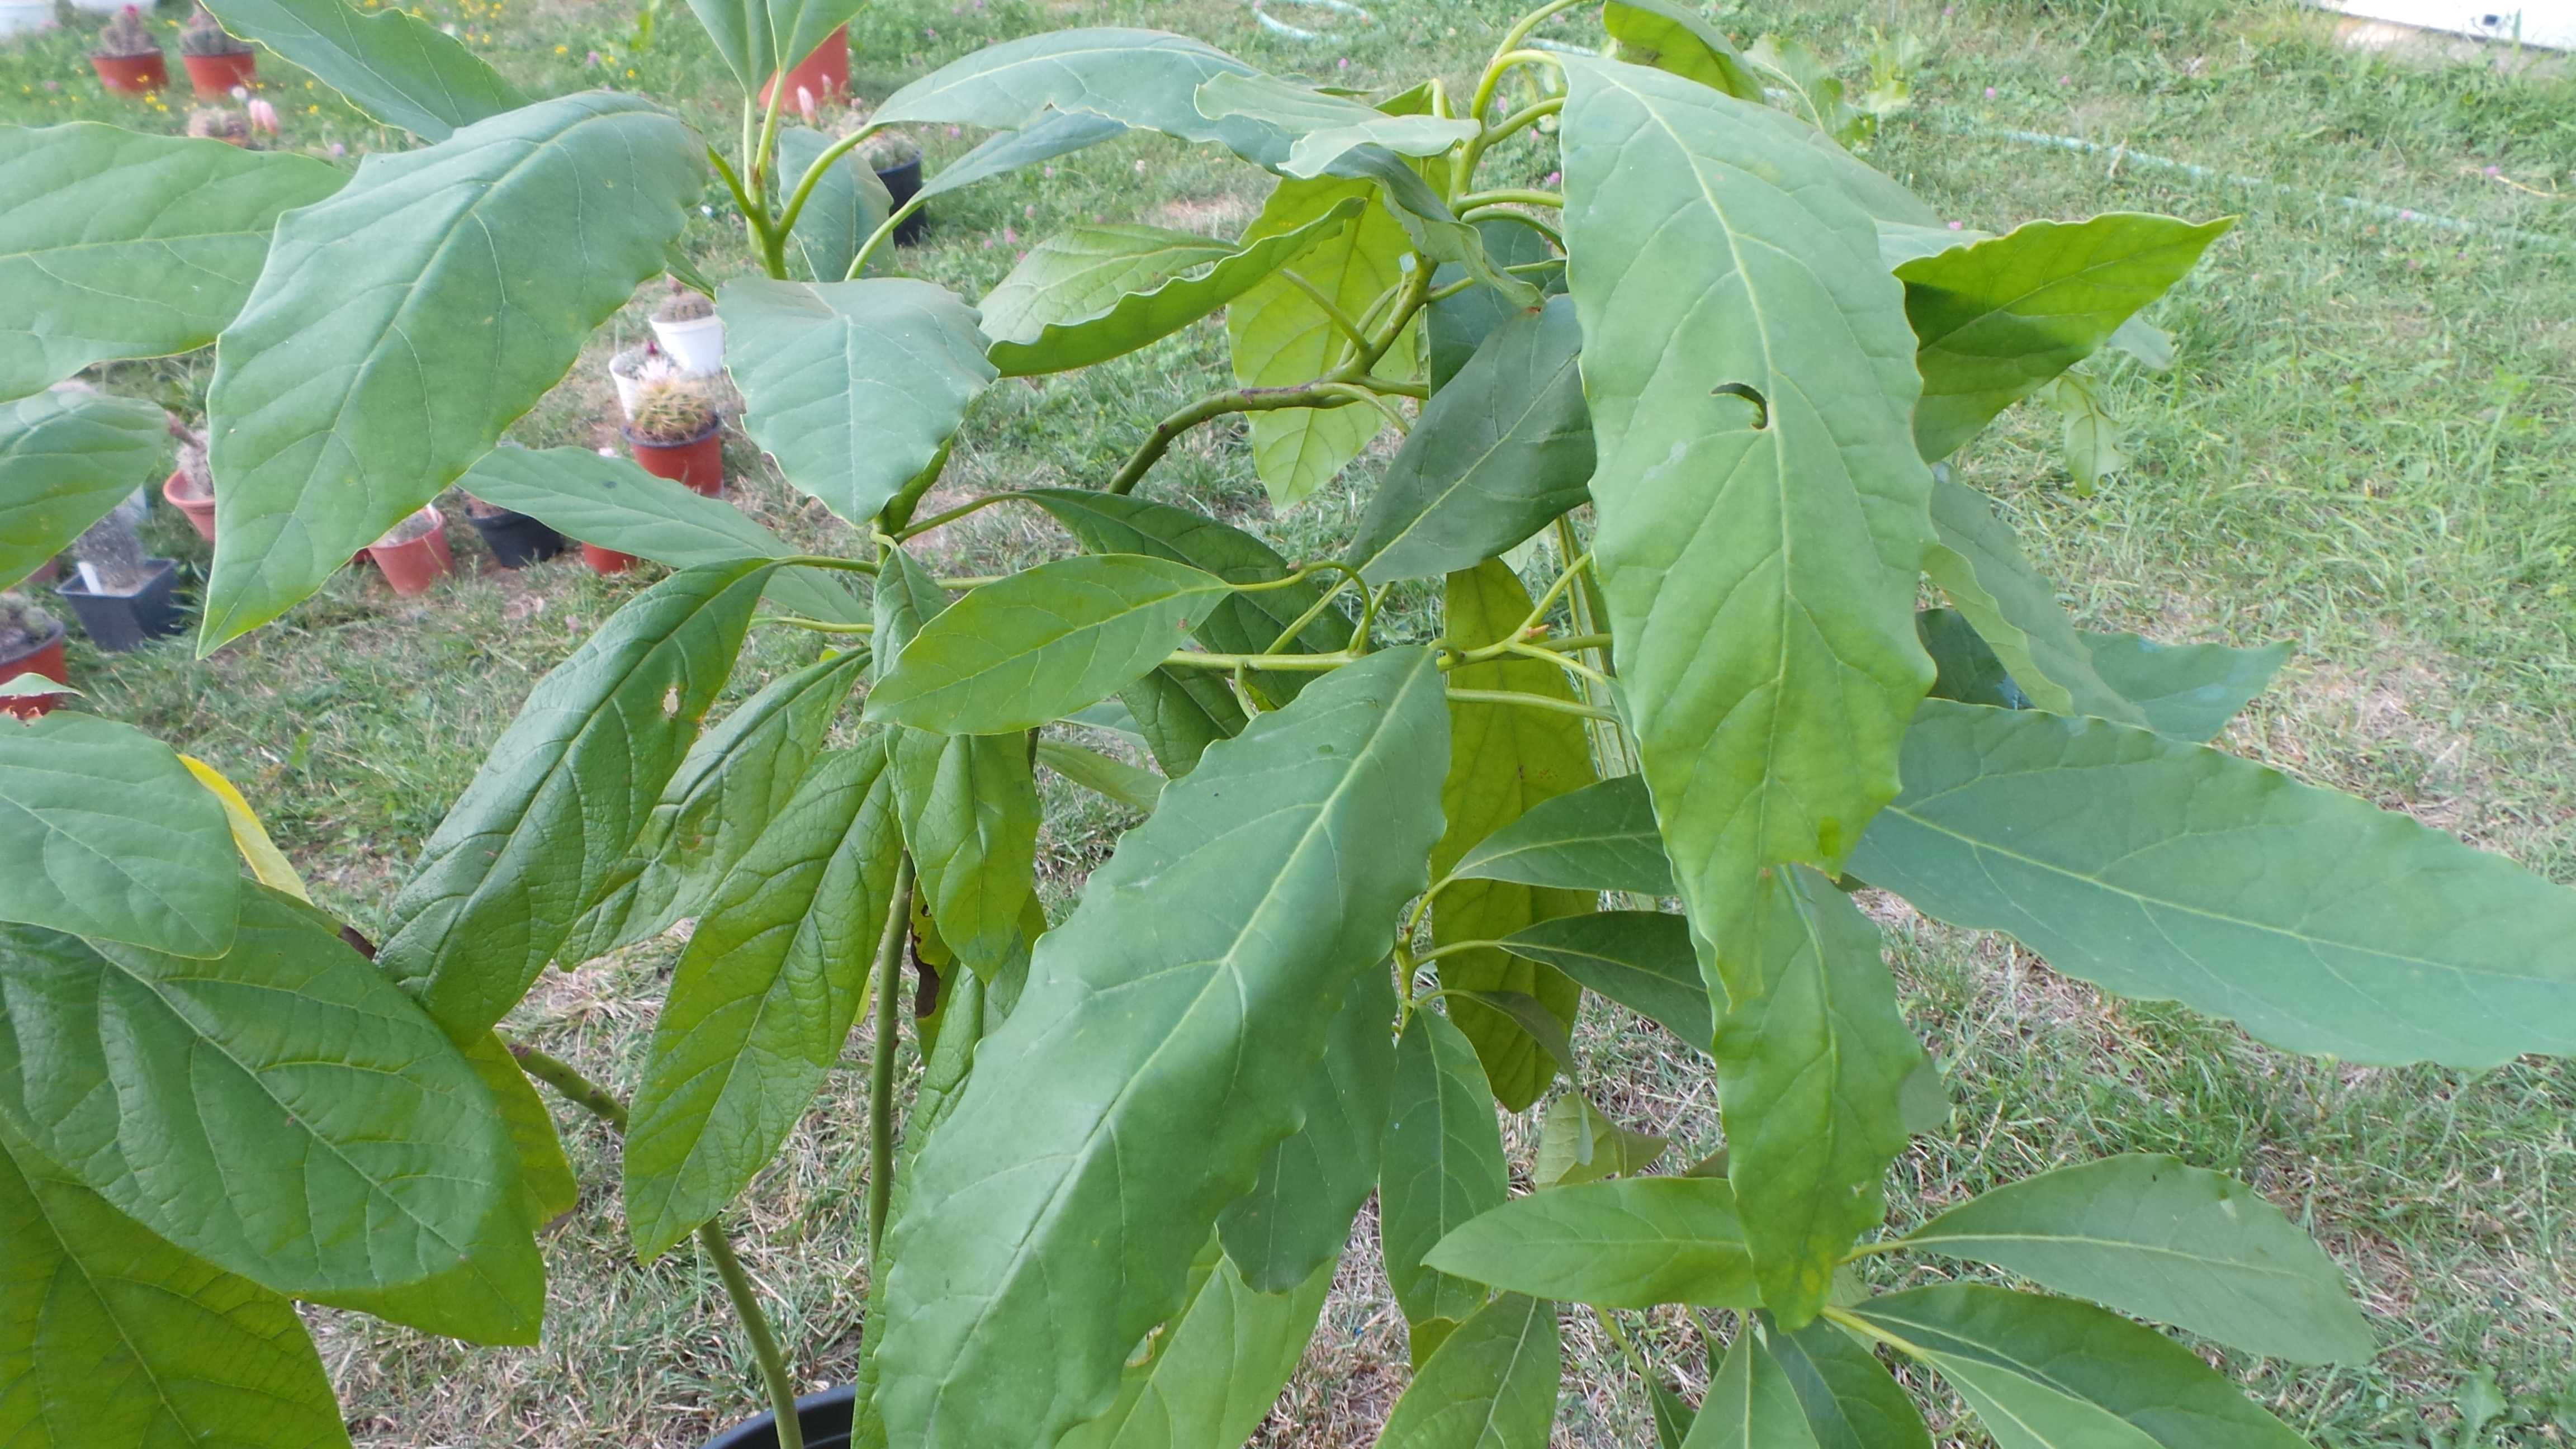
[[247, 97, 280, 134], [797, 86, 817, 124], [1983, 86, 1996, 98]]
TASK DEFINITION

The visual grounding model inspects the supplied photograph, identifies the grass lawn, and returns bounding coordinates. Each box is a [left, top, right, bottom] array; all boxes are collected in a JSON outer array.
[[6, 0, 2574, 1441]]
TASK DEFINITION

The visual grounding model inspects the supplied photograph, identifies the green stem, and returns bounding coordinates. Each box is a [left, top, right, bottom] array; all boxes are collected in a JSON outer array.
[[893, 490, 1021, 542], [1445, 686, 1618, 721], [780, 552, 883, 576], [1105, 384, 1363, 495], [865, 858, 916, 1262], [1470, 44, 1571, 132], [1161, 648, 1359, 673], [708, 146, 767, 259], [774, 122, 884, 243], [1315, 382, 1413, 435], [757, 615, 875, 635], [1413, 937, 1510, 965], [510, 1044, 628, 1131], [1277, 269, 1376, 352], [1457, 97, 1566, 186], [847, 191, 933, 279], [1456, 188, 1565, 212]]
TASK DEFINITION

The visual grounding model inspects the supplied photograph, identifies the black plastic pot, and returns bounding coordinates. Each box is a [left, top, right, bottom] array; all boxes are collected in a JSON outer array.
[[702, 1384, 856, 1449], [56, 557, 186, 652], [877, 158, 926, 245], [466, 507, 567, 569]]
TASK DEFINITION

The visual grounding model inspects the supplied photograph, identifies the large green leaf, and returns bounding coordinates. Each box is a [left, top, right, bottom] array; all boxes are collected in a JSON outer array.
[[1426, 219, 1560, 392], [872, 28, 1275, 161], [1350, 300, 1594, 585], [0, 390, 167, 589], [202, 94, 698, 645], [1922, 477, 2142, 724], [872, 647, 1449, 1449], [1058, 1241, 1332, 1449], [681, 0, 861, 100], [378, 560, 780, 1041], [1852, 1285, 2308, 1449], [1499, 911, 1711, 1049], [1375, 1293, 1562, 1449], [463, 1032, 578, 1224], [982, 202, 1363, 376], [1120, 665, 1247, 778], [202, 0, 522, 140], [718, 278, 994, 529], [1427, 1178, 1758, 1309], [2080, 630, 2290, 743], [624, 740, 903, 1258], [0, 889, 513, 1301], [1765, 1316, 1932, 1449], [1560, 58, 1934, 953], [0, 1118, 349, 1449], [1381, 1007, 1510, 1336], [1602, 0, 1768, 101], [560, 647, 871, 963], [1195, 72, 1478, 178], [455, 444, 866, 624], [775, 125, 893, 283], [0, 126, 344, 401], [1218, 962, 1398, 1292], [866, 555, 1232, 735], [1432, 560, 1597, 1109], [0, 711, 239, 959], [1228, 176, 1419, 508], [1900, 1155, 2371, 1364], [1898, 215, 2233, 462], [1686, 1333, 1820, 1448], [1449, 773, 1674, 896], [1849, 701, 2576, 1067], [1717, 867, 1917, 1326], [916, 110, 1131, 205]]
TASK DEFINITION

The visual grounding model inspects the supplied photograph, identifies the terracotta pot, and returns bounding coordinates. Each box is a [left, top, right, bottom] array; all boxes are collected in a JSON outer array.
[[90, 49, 167, 94], [581, 542, 637, 575], [163, 468, 216, 542], [0, 617, 68, 720], [182, 49, 255, 97], [367, 507, 452, 595], [757, 24, 847, 109], [626, 421, 724, 496]]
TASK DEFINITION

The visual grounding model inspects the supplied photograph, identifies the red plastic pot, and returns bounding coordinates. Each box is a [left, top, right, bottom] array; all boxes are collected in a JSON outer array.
[[758, 25, 847, 108], [367, 508, 452, 595], [582, 542, 637, 575], [90, 49, 167, 94], [1, 619, 68, 721], [163, 468, 216, 542], [182, 49, 255, 97], [626, 422, 724, 497]]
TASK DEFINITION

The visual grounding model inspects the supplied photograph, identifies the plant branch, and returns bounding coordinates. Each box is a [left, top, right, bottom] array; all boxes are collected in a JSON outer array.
[[708, 146, 768, 259], [756, 614, 875, 634], [1470, 45, 1570, 133], [1277, 269, 1376, 352], [775, 122, 884, 243], [865, 858, 916, 1262], [1444, 686, 1618, 721], [847, 191, 934, 280], [781, 552, 883, 575], [1105, 384, 1363, 495], [1456, 188, 1565, 213], [893, 490, 1022, 542], [510, 1043, 628, 1130]]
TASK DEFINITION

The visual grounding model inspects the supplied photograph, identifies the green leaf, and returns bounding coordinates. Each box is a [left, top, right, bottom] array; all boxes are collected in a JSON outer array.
[[1059, 1246, 1333, 1449], [2044, 371, 2126, 494], [1922, 475, 2143, 724], [0, 711, 239, 959], [202, 0, 523, 139], [378, 560, 779, 1041], [1533, 1093, 1668, 1187], [625, 740, 903, 1258], [1120, 666, 1247, 778], [1382, 1007, 1511, 1331], [982, 202, 1364, 376], [1219, 963, 1398, 1292], [1602, 0, 1768, 102], [891, 728, 1039, 981], [1036, 738, 1164, 813], [1716, 866, 1920, 1327], [866, 555, 1232, 735], [309, 1169, 543, 1346], [0, 1118, 350, 1449], [1426, 218, 1561, 392], [2081, 630, 2290, 743], [1849, 700, 2576, 1067], [873, 647, 1450, 1449], [679, 0, 860, 101], [0, 125, 344, 401], [2107, 315, 2176, 370], [456, 444, 866, 625], [1376, 1293, 1562, 1449], [1560, 58, 1934, 949], [872, 28, 1272, 158], [916, 110, 1131, 205], [1899, 1154, 2371, 1364], [1427, 1178, 1755, 1310], [1654, 1379, 1698, 1449], [1450, 774, 1674, 896], [1744, 35, 1869, 147], [1350, 300, 1594, 585], [1852, 1284, 2309, 1449], [463, 1032, 577, 1224], [719, 278, 995, 529], [1686, 1333, 1821, 1448], [1502, 912, 1711, 1049], [776, 125, 893, 283], [1195, 72, 1479, 178], [1433, 560, 1598, 1109], [1917, 607, 2029, 711], [561, 647, 872, 964], [1228, 176, 1419, 508], [1898, 215, 2233, 462], [202, 93, 700, 646], [0, 888, 513, 1301], [1765, 1315, 1933, 1449], [0, 391, 164, 593]]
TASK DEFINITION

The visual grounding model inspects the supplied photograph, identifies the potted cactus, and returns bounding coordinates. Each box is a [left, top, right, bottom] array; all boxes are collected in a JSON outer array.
[[0, 593, 68, 719], [178, 3, 255, 97], [184, 105, 250, 145], [863, 126, 928, 245], [648, 282, 723, 373], [55, 501, 182, 651], [622, 371, 724, 496], [162, 419, 218, 540], [88, 6, 168, 96], [461, 491, 566, 569], [365, 504, 452, 595]]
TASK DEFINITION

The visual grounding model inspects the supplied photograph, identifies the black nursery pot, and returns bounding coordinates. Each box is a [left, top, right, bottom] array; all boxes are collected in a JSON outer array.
[[56, 558, 186, 652], [466, 507, 567, 569], [703, 1384, 856, 1449], [877, 158, 927, 245]]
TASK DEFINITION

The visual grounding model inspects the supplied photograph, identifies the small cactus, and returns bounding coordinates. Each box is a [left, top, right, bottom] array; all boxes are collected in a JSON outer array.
[[860, 127, 920, 171], [652, 282, 716, 323], [179, 4, 251, 56], [94, 5, 160, 58], [0, 591, 57, 658], [74, 504, 154, 595], [172, 420, 215, 496], [187, 106, 250, 145], [626, 373, 718, 444]]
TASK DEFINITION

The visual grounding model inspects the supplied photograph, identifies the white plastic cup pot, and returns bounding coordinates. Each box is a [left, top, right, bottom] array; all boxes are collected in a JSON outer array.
[[650, 313, 724, 375]]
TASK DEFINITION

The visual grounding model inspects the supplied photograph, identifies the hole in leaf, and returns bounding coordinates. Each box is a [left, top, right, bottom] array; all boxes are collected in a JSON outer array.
[[1711, 382, 1769, 430]]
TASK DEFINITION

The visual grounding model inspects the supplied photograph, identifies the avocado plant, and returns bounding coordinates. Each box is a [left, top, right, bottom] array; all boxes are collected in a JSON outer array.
[[4, 1, 2573, 1446]]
